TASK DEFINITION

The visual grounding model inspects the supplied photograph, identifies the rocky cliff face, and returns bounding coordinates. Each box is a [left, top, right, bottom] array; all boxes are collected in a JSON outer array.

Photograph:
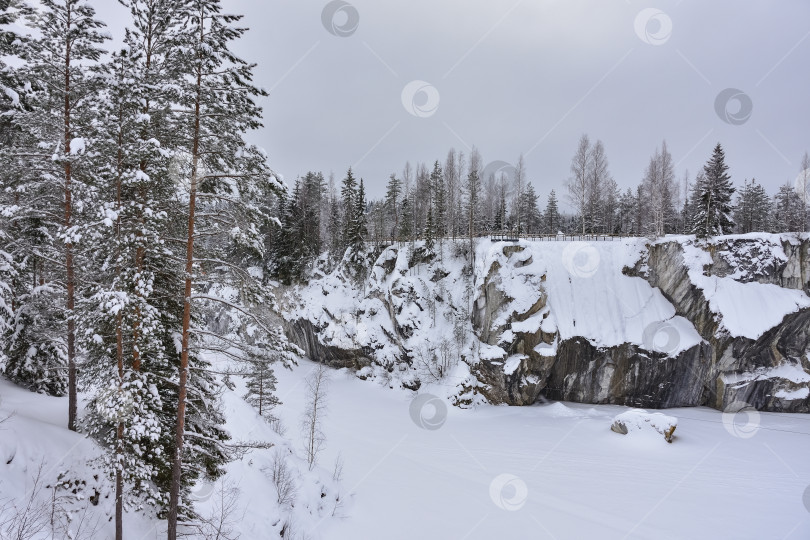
[[628, 235, 810, 412], [280, 234, 810, 413]]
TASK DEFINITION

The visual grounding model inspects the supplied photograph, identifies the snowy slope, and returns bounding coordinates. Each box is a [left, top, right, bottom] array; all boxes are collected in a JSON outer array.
[[0, 378, 156, 539], [0, 369, 343, 539]]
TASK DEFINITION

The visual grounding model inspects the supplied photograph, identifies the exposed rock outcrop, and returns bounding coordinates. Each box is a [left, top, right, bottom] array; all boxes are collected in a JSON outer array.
[[627, 235, 810, 412], [281, 235, 810, 413]]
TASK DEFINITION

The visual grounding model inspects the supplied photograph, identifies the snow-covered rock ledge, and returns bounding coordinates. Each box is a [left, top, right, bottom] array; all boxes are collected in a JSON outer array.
[[628, 233, 810, 412], [279, 234, 810, 413]]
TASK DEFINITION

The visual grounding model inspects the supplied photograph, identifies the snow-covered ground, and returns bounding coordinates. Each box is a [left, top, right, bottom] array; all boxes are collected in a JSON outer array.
[[275, 359, 810, 540], [2, 358, 809, 539], [0, 370, 342, 539]]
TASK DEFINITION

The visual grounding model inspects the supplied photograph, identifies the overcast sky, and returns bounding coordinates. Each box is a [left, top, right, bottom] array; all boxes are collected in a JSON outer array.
[[92, 0, 810, 205]]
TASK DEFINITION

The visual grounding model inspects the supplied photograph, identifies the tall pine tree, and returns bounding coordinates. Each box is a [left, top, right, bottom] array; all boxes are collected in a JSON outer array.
[[13, 0, 109, 428], [167, 0, 285, 533]]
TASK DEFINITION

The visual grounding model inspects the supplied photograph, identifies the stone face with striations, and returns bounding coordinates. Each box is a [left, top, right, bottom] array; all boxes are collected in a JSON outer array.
[[628, 234, 810, 412], [281, 234, 810, 413]]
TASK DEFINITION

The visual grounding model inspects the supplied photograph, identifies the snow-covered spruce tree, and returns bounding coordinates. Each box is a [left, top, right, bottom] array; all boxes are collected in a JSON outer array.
[[0, 0, 30, 376], [243, 354, 280, 419], [399, 192, 413, 243], [0, 0, 30, 131], [344, 177, 368, 277], [430, 160, 446, 240], [327, 188, 342, 263], [302, 171, 324, 255], [270, 172, 324, 282], [384, 173, 402, 242], [544, 189, 560, 234], [6, 1, 108, 418], [752, 181, 772, 232], [271, 181, 302, 284], [521, 182, 541, 234], [692, 143, 735, 238], [352, 178, 368, 246], [340, 167, 357, 250], [167, 1, 287, 534], [733, 179, 771, 233], [773, 182, 804, 232]]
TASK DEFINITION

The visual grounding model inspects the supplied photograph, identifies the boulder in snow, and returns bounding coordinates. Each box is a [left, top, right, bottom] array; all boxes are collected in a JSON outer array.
[[610, 409, 677, 443]]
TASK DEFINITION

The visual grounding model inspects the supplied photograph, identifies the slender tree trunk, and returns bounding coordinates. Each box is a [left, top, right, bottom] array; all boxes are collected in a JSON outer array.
[[258, 371, 263, 416], [63, 10, 77, 433], [115, 82, 125, 540], [115, 312, 124, 540], [167, 25, 203, 538]]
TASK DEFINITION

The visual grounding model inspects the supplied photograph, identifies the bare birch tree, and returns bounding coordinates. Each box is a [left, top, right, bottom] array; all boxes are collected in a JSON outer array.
[[302, 364, 330, 470], [566, 134, 591, 234]]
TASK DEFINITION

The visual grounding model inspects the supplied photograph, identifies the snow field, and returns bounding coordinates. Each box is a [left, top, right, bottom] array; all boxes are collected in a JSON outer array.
[[276, 359, 810, 540]]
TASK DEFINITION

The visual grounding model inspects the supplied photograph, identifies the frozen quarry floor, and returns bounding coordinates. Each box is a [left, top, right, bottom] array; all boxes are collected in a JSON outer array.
[[278, 359, 810, 540]]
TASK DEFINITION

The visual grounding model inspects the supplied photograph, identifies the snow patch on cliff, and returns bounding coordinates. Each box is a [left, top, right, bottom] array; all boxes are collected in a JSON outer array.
[[478, 239, 702, 355], [674, 235, 810, 339]]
